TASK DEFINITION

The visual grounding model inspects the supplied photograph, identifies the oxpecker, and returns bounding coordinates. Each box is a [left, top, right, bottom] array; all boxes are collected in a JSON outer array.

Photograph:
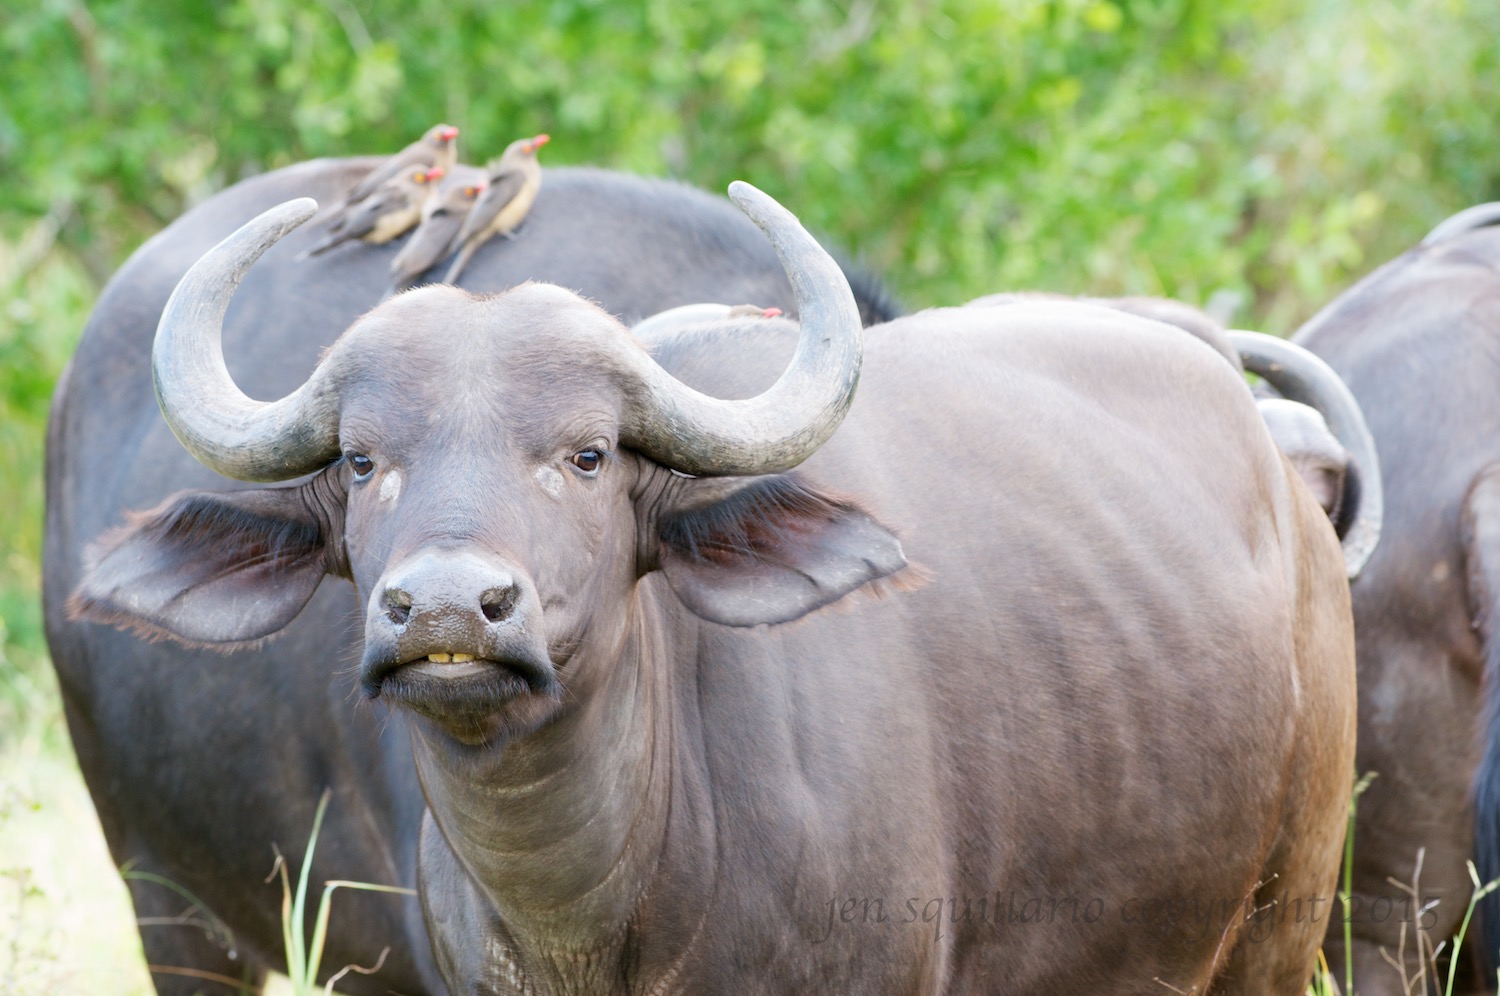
[[303, 165, 446, 257], [341, 123, 460, 209], [386, 165, 488, 294], [443, 133, 550, 284]]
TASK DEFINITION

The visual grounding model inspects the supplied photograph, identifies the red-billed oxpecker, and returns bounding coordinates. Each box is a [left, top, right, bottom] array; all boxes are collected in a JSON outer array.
[[386, 165, 487, 295], [442, 133, 550, 285], [302, 165, 446, 257], [339, 123, 459, 211]]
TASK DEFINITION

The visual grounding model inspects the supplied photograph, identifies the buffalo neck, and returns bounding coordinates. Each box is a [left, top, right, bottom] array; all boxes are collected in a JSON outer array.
[[409, 579, 713, 986]]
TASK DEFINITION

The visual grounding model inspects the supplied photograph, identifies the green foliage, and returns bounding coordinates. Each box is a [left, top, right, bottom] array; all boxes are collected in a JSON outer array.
[[5, 0, 1498, 316]]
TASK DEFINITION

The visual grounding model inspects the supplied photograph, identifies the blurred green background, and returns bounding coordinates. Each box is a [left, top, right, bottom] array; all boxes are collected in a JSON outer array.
[[2, 0, 1498, 987]]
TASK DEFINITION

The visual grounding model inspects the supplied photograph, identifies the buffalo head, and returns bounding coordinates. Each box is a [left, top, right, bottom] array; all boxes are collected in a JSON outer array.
[[70, 186, 907, 744]]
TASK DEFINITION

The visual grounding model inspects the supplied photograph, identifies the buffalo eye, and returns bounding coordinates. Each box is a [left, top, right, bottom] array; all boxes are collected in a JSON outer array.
[[570, 450, 602, 475], [349, 454, 376, 480]]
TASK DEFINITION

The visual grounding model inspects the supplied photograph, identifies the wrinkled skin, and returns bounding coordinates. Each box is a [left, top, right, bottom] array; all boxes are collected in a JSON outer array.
[[44, 163, 896, 993], [72, 241, 1357, 996], [1294, 219, 1500, 993]]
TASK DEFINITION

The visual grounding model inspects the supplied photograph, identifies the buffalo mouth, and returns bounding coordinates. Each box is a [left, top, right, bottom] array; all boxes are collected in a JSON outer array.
[[363, 650, 561, 737], [397, 652, 497, 679]]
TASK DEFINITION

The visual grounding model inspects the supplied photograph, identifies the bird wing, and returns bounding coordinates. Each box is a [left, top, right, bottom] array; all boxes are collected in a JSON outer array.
[[345, 145, 426, 205], [455, 169, 526, 246], [307, 186, 397, 254], [339, 185, 406, 239], [389, 209, 465, 285]]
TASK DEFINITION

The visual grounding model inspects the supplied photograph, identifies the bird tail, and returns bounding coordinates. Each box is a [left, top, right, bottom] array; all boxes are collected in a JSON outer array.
[[443, 242, 479, 285], [296, 237, 344, 261]]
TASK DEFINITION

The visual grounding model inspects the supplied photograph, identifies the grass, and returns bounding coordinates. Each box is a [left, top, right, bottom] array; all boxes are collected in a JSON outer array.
[[1446, 862, 1500, 996], [269, 789, 416, 995], [1340, 773, 1378, 994], [0, 668, 154, 995], [1303, 773, 1500, 996], [0, 691, 414, 994]]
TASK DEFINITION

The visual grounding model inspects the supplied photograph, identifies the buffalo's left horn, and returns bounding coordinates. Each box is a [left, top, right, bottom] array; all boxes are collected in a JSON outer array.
[[630, 303, 738, 345], [153, 198, 342, 482], [617, 182, 863, 476], [1229, 331, 1383, 579]]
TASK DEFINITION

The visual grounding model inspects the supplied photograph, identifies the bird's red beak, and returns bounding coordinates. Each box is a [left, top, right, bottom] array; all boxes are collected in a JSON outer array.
[[528, 134, 551, 152], [424, 166, 446, 182], [438, 125, 459, 142]]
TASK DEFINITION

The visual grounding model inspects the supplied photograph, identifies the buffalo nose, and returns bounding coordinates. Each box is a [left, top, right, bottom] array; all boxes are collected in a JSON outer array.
[[361, 550, 556, 702], [383, 586, 413, 625], [481, 583, 519, 623], [370, 551, 537, 652]]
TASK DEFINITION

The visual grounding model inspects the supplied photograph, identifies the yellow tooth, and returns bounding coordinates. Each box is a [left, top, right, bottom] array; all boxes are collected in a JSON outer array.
[[428, 653, 452, 663], [451, 653, 475, 663]]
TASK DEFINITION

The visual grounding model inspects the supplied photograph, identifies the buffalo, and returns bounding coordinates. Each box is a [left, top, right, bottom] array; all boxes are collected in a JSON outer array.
[[43, 162, 897, 993], [60, 182, 1372, 992], [1292, 203, 1500, 991]]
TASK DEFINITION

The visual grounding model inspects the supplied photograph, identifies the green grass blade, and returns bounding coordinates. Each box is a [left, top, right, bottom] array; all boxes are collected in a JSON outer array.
[[288, 789, 332, 992], [1341, 772, 1376, 996], [308, 881, 417, 992], [1445, 861, 1500, 996]]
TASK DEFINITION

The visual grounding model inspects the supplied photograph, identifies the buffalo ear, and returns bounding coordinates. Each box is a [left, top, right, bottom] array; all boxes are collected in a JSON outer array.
[[68, 486, 336, 648], [1256, 398, 1351, 523], [655, 475, 908, 626]]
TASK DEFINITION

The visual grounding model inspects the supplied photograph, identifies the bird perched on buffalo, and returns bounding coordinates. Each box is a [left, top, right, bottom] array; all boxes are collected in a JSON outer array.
[[386, 165, 488, 295], [301, 165, 446, 258], [442, 133, 550, 285], [340, 123, 459, 210]]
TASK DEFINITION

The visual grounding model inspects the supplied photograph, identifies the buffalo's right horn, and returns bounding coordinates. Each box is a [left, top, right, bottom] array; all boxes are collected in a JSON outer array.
[[152, 198, 343, 482], [1230, 331, 1383, 579], [617, 182, 863, 476]]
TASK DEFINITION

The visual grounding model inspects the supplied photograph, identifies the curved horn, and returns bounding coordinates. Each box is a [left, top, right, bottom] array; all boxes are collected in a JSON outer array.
[[630, 303, 737, 345], [1229, 331, 1383, 579], [620, 182, 863, 476], [1421, 202, 1500, 246], [153, 198, 343, 482]]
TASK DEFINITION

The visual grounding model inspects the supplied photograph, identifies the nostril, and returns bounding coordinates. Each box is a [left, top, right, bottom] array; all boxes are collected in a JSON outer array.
[[481, 584, 519, 624], [383, 587, 413, 626]]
